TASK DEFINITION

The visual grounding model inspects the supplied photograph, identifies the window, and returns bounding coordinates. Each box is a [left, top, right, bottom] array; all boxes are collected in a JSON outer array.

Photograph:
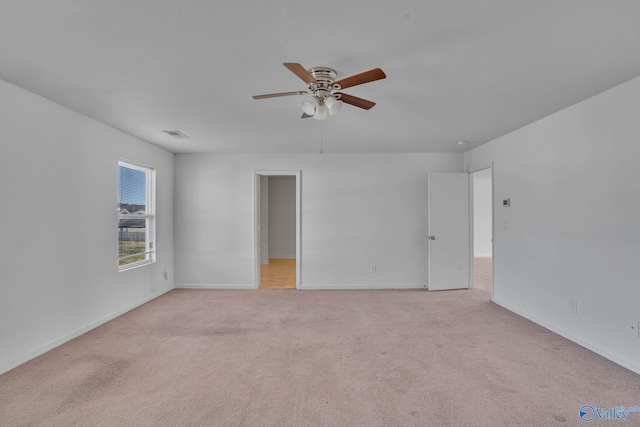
[[118, 160, 155, 270]]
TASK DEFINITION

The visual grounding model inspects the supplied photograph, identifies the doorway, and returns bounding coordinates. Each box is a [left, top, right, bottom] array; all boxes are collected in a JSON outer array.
[[254, 171, 301, 289], [471, 168, 493, 295]]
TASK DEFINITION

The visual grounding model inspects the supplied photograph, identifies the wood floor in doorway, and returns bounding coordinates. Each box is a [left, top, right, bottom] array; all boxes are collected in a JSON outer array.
[[260, 258, 296, 289]]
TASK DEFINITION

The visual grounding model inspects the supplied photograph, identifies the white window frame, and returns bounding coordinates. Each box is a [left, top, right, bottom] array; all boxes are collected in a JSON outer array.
[[118, 160, 156, 271]]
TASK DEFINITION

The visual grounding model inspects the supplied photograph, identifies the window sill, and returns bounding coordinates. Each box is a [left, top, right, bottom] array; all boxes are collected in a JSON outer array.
[[118, 258, 155, 272]]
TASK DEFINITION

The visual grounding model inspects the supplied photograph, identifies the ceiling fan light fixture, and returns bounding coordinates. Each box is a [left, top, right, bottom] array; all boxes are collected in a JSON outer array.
[[301, 98, 317, 115], [313, 104, 329, 120], [254, 63, 386, 120], [325, 96, 343, 116]]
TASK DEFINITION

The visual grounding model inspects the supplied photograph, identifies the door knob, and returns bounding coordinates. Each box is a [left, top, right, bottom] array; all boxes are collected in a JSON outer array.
[[427, 235, 436, 240]]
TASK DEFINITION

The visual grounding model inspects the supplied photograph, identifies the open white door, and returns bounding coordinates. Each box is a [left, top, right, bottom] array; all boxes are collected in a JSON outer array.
[[428, 172, 470, 290]]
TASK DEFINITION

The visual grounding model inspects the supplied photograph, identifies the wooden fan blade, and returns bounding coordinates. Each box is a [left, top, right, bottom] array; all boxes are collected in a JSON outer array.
[[283, 63, 317, 85], [301, 113, 312, 119], [252, 91, 307, 99], [332, 68, 386, 90], [336, 92, 376, 110]]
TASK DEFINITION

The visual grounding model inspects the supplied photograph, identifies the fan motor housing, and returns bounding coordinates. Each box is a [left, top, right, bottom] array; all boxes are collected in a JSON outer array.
[[308, 67, 338, 84], [308, 67, 339, 97]]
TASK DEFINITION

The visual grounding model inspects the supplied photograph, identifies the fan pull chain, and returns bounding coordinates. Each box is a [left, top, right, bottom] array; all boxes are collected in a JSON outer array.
[[319, 117, 324, 154]]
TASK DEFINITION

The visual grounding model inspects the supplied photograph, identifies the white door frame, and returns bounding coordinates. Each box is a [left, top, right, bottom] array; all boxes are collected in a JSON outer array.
[[254, 170, 301, 289], [468, 163, 494, 300]]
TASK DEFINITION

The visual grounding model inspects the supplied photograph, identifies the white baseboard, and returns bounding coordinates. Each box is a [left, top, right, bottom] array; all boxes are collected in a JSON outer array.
[[0, 286, 174, 376], [176, 283, 425, 290], [493, 297, 640, 376], [300, 284, 426, 290], [175, 283, 256, 289]]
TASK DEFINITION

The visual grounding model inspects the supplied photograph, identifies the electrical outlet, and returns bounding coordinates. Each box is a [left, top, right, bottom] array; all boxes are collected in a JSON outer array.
[[370, 264, 376, 273], [625, 319, 640, 337], [501, 220, 507, 231], [163, 268, 169, 280], [569, 299, 577, 314]]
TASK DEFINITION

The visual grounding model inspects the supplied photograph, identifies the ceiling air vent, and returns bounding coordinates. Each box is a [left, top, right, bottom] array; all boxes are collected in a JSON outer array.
[[163, 130, 189, 139]]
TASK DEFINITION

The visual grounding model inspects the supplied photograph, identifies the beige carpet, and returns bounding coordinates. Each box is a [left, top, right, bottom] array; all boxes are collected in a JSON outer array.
[[1, 287, 639, 426], [474, 256, 492, 291]]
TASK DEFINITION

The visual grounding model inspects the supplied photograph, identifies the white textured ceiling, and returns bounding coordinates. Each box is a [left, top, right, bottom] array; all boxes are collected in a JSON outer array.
[[1, 0, 640, 154]]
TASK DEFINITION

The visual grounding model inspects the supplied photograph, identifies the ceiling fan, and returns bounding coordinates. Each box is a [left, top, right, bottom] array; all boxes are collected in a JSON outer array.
[[252, 63, 386, 120]]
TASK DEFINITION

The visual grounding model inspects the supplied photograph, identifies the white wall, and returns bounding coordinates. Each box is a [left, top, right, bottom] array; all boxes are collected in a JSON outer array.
[[268, 177, 296, 259], [473, 170, 492, 257], [174, 153, 463, 288], [465, 76, 640, 374], [0, 79, 174, 374]]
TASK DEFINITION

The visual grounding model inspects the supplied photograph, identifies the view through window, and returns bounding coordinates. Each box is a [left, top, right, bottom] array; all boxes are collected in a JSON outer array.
[[118, 161, 155, 269]]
